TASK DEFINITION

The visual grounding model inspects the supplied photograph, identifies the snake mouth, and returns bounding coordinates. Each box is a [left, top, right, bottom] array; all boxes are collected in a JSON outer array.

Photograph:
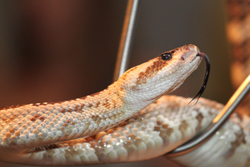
[[189, 52, 210, 105]]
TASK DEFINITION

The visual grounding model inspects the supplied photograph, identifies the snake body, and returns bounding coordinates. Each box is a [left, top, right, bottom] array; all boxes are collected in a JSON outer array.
[[0, 44, 249, 166], [15, 96, 223, 165], [0, 44, 203, 165]]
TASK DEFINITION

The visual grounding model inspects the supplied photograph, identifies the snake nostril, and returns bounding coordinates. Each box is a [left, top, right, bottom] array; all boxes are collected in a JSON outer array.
[[181, 56, 185, 61]]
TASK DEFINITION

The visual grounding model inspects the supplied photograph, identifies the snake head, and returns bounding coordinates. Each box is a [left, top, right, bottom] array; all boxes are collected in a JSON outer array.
[[117, 44, 202, 110]]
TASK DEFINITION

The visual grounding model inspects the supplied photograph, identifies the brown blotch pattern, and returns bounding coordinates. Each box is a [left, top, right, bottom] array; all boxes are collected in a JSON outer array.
[[135, 57, 169, 85], [14, 131, 20, 136], [90, 115, 101, 124], [195, 112, 204, 132], [30, 114, 40, 122], [73, 105, 79, 111], [95, 131, 106, 141], [106, 129, 114, 134], [39, 116, 45, 121], [179, 120, 188, 133], [9, 128, 15, 133], [112, 100, 116, 108], [225, 126, 246, 158], [88, 103, 93, 108], [102, 99, 111, 109], [95, 102, 101, 108], [166, 127, 173, 136], [1, 112, 20, 124], [154, 125, 161, 131]]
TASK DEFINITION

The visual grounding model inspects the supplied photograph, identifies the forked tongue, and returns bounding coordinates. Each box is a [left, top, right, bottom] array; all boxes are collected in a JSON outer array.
[[189, 52, 210, 105]]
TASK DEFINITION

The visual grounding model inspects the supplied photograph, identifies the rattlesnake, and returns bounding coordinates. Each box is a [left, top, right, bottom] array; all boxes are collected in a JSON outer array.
[[0, 44, 249, 166]]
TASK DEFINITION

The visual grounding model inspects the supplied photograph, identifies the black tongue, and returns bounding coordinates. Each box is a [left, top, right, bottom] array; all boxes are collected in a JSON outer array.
[[189, 52, 210, 105]]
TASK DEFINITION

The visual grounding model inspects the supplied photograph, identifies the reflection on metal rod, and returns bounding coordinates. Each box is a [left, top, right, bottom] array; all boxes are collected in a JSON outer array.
[[113, 0, 140, 81], [167, 75, 250, 156]]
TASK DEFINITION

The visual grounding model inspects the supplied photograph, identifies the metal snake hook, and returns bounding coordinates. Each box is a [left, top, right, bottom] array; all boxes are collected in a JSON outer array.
[[167, 75, 250, 156], [113, 0, 140, 81]]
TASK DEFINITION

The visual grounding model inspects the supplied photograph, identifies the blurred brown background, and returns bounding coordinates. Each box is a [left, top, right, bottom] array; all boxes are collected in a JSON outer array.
[[0, 0, 230, 167]]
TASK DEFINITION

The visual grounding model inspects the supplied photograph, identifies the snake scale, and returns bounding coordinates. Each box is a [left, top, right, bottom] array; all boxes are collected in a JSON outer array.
[[0, 44, 249, 166]]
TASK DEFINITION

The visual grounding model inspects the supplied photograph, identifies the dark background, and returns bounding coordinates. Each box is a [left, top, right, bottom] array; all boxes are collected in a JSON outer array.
[[0, 1, 231, 167]]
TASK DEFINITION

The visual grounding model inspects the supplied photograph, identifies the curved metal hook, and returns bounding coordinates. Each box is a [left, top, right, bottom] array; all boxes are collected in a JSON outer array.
[[167, 75, 250, 156]]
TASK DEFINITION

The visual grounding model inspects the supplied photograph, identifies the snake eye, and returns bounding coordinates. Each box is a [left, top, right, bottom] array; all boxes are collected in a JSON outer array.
[[161, 52, 172, 61]]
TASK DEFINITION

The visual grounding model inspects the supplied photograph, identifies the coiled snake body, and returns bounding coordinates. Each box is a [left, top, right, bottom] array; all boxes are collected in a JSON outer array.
[[0, 44, 249, 166]]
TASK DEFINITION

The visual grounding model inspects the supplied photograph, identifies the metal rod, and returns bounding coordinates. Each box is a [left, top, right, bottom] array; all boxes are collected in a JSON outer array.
[[113, 0, 140, 81], [167, 75, 250, 156]]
